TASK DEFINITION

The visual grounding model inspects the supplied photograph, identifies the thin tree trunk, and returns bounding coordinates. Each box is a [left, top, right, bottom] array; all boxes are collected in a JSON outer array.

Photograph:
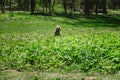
[[72, 0, 75, 13], [1, 0, 5, 13], [31, 0, 35, 14], [17, 0, 23, 11], [71, 0, 75, 14], [95, 0, 99, 15], [9, 0, 12, 13], [103, 0, 107, 14], [84, 0, 90, 16], [51, 0, 55, 13], [48, 0, 51, 14], [42, 0, 45, 14], [63, 0, 67, 14]]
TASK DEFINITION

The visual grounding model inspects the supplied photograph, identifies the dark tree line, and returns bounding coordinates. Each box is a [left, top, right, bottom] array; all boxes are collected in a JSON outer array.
[[1, 0, 5, 13], [0, 0, 120, 15], [30, 0, 56, 14]]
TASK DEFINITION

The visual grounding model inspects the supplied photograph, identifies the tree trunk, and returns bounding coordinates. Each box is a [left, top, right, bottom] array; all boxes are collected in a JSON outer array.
[[1, 0, 5, 13], [102, 0, 107, 14], [84, 0, 90, 16], [9, 0, 12, 12], [63, 0, 67, 14], [31, 0, 35, 14], [6, 0, 9, 5], [71, 0, 75, 14], [41, 0, 45, 14], [17, 0, 23, 11], [48, 0, 51, 14], [51, 0, 56, 13], [95, 0, 99, 15], [23, 0, 30, 11]]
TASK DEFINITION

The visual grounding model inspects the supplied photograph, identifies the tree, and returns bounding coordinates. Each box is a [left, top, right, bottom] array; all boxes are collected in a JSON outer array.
[[17, 0, 23, 11], [1, 0, 5, 13], [9, 0, 12, 12], [39, 0, 55, 14], [31, 0, 35, 14], [95, 0, 99, 15], [108, 0, 120, 9], [23, 0, 30, 11], [102, 0, 107, 14], [51, 0, 56, 13], [63, 0, 67, 14], [84, 0, 90, 16]]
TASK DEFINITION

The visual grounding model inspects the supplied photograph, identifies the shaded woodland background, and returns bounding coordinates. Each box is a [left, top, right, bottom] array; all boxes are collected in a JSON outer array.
[[0, 0, 120, 15]]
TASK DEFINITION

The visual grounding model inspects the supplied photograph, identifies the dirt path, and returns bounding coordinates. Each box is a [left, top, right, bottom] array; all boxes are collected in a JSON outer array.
[[0, 69, 120, 80]]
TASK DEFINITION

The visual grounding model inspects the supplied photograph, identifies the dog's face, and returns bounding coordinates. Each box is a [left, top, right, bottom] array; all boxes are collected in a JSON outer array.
[[56, 26, 61, 31]]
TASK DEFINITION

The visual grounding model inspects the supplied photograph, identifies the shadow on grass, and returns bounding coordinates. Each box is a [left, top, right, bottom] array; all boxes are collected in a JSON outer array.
[[32, 12, 120, 28], [52, 13, 120, 27], [1, 12, 120, 28]]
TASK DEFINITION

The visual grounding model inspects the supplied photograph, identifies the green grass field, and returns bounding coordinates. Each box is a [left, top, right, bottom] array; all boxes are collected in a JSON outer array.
[[0, 10, 120, 80]]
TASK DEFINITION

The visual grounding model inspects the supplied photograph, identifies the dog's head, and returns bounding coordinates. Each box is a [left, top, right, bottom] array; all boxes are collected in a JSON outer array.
[[56, 25, 61, 31]]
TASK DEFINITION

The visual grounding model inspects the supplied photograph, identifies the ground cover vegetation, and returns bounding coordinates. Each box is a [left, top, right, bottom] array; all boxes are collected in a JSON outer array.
[[0, 0, 120, 80], [0, 10, 120, 74]]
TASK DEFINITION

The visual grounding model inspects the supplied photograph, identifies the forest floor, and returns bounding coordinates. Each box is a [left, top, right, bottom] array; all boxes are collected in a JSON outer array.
[[0, 69, 120, 80]]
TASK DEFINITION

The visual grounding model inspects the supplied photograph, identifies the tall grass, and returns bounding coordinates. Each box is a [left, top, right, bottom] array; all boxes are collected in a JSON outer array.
[[0, 12, 120, 73], [0, 29, 120, 73]]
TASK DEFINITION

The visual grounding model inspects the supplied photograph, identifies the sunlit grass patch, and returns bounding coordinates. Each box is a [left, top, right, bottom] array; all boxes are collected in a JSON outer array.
[[0, 29, 120, 73], [0, 12, 120, 75]]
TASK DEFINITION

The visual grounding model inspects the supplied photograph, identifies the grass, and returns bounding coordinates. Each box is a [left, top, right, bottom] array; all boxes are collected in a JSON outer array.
[[0, 69, 120, 80], [0, 11, 120, 33], [0, 10, 120, 79]]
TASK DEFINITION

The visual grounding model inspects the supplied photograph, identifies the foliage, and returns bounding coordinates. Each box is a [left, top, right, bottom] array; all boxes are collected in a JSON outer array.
[[0, 13, 120, 74], [0, 30, 120, 73]]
